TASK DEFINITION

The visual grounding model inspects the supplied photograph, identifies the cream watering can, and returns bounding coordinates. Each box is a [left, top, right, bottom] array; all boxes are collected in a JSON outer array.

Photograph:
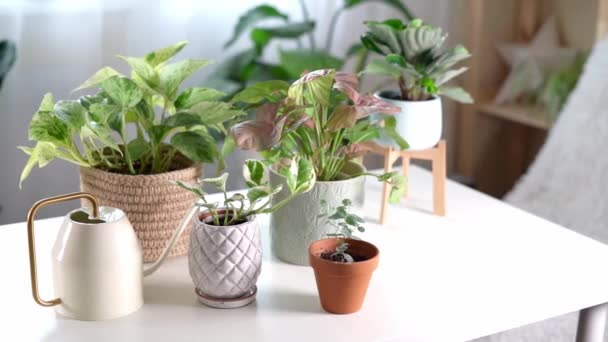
[[26, 192, 197, 321]]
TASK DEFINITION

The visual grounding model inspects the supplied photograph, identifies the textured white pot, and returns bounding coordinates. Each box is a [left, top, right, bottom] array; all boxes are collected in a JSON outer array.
[[375, 90, 443, 150], [188, 211, 262, 299], [269, 162, 366, 266]]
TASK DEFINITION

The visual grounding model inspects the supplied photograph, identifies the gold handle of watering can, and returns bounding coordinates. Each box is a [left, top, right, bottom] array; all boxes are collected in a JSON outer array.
[[26, 192, 99, 307]]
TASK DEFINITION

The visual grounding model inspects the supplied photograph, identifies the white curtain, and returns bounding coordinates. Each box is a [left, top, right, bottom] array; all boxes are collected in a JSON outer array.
[[0, 0, 451, 224]]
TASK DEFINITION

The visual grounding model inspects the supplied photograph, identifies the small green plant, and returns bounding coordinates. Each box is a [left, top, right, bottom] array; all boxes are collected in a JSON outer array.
[[207, 1, 414, 95], [18, 41, 244, 186], [172, 157, 315, 226], [361, 18, 473, 103], [538, 53, 587, 119], [319, 198, 367, 263]]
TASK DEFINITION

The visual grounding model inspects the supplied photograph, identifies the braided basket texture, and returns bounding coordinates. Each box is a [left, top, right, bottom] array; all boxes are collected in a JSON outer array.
[[79, 163, 202, 262]]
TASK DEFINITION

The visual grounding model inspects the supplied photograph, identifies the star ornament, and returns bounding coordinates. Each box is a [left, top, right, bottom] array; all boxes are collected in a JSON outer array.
[[494, 16, 578, 104]]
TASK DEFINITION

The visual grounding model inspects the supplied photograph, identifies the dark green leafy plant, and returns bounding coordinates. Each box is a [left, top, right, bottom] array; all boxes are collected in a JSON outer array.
[[172, 157, 315, 226], [0, 40, 17, 90], [19, 42, 244, 186], [207, 0, 414, 95], [229, 68, 407, 202], [538, 53, 587, 119], [319, 198, 367, 263], [361, 18, 473, 103]]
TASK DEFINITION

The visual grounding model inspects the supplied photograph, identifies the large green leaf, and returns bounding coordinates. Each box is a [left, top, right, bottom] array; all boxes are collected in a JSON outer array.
[[361, 58, 402, 78], [250, 21, 315, 52], [74, 67, 123, 91], [144, 41, 188, 67], [224, 5, 289, 48], [399, 24, 446, 59], [344, 0, 414, 19], [175, 87, 226, 110], [163, 112, 203, 128], [118, 55, 159, 88], [158, 59, 212, 99], [231, 80, 289, 104], [18, 142, 57, 187], [188, 101, 245, 125], [89, 103, 121, 124], [28, 111, 69, 146], [100, 76, 143, 108], [279, 49, 344, 79], [53, 100, 87, 128], [243, 159, 267, 187], [170, 131, 218, 163], [439, 86, 473, 104]]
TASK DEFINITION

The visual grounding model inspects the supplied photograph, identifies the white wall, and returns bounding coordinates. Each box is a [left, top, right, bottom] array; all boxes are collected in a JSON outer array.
[[0, 0, 452, 224]]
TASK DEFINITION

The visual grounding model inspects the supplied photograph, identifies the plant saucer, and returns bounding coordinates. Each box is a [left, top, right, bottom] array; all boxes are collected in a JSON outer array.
[[195, 286, 257, 309]]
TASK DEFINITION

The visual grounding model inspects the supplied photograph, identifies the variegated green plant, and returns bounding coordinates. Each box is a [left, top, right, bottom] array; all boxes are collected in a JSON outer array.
[[361, 18, 473, 103], [172, 157, 315, 226], [19, 42, 245, 186]]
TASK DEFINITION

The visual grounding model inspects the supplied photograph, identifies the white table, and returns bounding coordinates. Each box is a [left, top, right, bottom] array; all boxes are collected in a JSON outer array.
[[2, 166, 608, 342]]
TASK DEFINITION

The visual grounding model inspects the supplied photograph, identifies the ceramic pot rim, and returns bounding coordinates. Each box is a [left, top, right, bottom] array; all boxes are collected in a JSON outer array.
[[269, 162, 367, 185], [308, 238, 379, 268], [374, 89, 439, 103]]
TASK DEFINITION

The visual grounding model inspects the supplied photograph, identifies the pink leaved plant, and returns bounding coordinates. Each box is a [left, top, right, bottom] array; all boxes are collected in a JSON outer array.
[[229, 69, 408, 201]]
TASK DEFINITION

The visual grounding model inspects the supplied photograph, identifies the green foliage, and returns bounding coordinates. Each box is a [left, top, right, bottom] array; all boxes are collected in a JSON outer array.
[[319, 198, 368, 263], [207, 1, 414, 97], [171, 157, 316, 226], [0, 40, 16, 90], [19, 42, 245, 186], [230, 69, 409, 183], [361, 18, 473, 103], [538, 53, 587, 119]]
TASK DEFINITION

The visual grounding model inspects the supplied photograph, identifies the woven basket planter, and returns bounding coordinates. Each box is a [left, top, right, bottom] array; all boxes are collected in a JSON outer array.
[[79, 162, 202, 262]]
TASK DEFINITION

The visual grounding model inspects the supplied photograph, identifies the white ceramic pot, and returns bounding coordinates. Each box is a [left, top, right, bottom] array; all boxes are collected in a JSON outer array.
[[269, 162, 366, 266], [26, 192, 192, 321], [189, 210, 262, 299], [375, 90, 443, 150]]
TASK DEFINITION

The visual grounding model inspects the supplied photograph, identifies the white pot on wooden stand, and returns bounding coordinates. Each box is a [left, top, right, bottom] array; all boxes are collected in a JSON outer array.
[[374, 90, 442, 151]]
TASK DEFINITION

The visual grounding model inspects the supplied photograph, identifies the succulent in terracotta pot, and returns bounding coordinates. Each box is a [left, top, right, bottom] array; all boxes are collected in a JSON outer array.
[[172, 157, 315, 308], [309, 199, 379, 314]]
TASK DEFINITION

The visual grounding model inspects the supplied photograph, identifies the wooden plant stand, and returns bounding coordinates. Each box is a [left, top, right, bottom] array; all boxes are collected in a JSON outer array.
[[368, 140, 446, 224]]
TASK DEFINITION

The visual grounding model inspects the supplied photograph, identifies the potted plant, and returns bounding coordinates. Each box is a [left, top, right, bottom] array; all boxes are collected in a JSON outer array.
[[361, 18, 473, 150], [229, 69, 407, 265], [172, 157, 315, 308], [309, 198, 379, 314], [18, 41, 244, 262]]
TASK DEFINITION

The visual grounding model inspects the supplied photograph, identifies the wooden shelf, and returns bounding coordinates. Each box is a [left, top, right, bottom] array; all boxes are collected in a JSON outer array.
[[477, 102, 553, 130]]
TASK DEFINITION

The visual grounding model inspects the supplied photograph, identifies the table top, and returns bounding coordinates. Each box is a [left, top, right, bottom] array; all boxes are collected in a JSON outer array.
[[2, 166, 608, 342]]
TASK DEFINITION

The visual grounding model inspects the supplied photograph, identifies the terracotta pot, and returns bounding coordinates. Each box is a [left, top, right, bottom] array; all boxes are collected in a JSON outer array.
[[79, 158, 201, 262], [189, 210, 262, 300], [308, 238, 379, 314]]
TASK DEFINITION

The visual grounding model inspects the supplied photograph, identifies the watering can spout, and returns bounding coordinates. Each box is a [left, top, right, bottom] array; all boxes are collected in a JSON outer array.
[[143, 205, 198, 277]]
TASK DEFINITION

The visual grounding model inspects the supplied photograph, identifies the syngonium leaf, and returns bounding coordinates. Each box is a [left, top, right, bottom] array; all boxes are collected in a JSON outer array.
[[170, 130, 218, 163], [144, 41, 188, 67], [100, 76, 143, 108], [326, 104, 358, 131], [175, 87, 226, 110], [288, 69, 335, 106], [231, 80, 289, 104], [279, 156, 315, 194], [224, 5, 289, 48], [158, 59, 213, 99], [73, 67, 124, 91], [243, 159, 267, 187]]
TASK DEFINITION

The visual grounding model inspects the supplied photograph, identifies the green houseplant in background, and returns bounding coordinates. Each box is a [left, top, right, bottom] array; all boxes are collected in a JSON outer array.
[[173, 158, 314, 307], [19, 41, 244, 262], [0, 40, 16, 90], [207, 0, 414, 95], [229, 68, 407, 265], [361, 18, 473, 150]]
